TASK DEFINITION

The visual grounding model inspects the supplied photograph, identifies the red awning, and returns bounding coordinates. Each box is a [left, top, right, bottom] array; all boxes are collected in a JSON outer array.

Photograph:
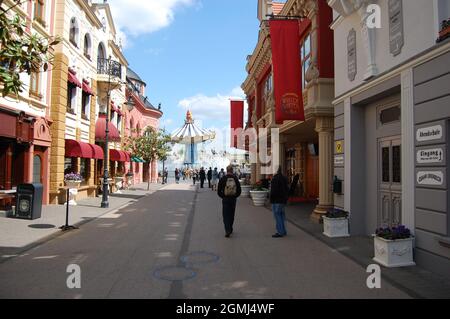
[[95, 114, 121, 142], [110, 149, 130, 162], [65, 139, 104, 159], [82, 80, 95, 96], [68, 70, 82, 88]]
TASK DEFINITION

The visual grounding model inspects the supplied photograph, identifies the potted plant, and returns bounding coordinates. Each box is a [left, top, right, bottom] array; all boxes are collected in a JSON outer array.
[[322, 208, 350, 238], [373, 225, 415, 268], [249, 181, 269, 206], [64, 173, 83, 206], [114, 167, 125, 193], [240, 176, 252, 198]]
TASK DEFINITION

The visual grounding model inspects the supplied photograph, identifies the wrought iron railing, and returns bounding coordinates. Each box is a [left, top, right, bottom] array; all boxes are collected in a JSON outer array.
[[97, 58, 122, 78]]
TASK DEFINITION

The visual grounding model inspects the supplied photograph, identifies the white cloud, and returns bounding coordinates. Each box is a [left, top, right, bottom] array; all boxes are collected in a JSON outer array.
[[108, 0, 198, 37], [178, 87, 247, 123]]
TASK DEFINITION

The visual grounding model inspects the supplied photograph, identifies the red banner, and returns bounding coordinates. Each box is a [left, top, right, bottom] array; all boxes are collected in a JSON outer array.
[[269, 19, 304, 124], [230, 100, 244, 148]]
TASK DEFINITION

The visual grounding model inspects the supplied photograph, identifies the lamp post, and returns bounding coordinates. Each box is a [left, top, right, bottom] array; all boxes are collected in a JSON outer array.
[[101, 56, 112, 208]]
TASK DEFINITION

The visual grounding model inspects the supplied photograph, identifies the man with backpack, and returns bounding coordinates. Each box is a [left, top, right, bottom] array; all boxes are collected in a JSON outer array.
[[217, 165, 241, 238]]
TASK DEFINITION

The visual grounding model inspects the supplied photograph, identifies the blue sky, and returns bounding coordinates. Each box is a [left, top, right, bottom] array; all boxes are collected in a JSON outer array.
[[109, 0, 260, 145]]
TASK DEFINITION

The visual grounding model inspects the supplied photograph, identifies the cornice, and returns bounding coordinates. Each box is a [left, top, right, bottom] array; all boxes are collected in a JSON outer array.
[[109, 40, 128, 66], [75, 0, 102, 28]]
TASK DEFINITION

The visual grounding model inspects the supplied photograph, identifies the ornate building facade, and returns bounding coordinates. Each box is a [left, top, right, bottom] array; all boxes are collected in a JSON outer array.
[[242, 0, 335, 222]]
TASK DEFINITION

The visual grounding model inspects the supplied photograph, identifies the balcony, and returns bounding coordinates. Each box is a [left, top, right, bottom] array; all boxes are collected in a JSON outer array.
[[97, 58, 122, 90]]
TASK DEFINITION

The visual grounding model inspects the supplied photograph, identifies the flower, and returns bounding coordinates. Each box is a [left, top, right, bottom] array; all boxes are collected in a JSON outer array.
[[375, 225, 411, 240], [252, 181, 268, 191], [64, 173, 83, 182], [325, 208, 349, 219]]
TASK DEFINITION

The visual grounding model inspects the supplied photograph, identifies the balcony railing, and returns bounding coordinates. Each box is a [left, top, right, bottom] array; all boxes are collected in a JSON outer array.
[[97, 58, 122, 78]]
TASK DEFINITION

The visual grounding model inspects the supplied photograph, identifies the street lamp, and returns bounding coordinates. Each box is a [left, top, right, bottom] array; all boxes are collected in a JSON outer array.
[[101, 56, 113, 208]]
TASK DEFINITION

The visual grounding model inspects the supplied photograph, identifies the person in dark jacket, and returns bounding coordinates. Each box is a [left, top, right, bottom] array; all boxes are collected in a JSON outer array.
[[270, 166, 289, 238], [199, 167, 206, 188], [207, 167, 212, 188], [217, 165, 242, 237]]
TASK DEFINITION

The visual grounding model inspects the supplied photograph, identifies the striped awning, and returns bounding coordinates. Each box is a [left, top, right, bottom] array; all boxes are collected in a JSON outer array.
[[171, 110, 215, 144]]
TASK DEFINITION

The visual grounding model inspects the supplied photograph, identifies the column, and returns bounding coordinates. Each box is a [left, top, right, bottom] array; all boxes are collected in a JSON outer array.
[[5, 143, 13, 189], [311, 116, 334, 223]]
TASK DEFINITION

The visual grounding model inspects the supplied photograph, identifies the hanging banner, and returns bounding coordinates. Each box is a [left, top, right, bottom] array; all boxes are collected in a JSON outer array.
[[230, 100, 244, 148], [269, 19, 304, 124]]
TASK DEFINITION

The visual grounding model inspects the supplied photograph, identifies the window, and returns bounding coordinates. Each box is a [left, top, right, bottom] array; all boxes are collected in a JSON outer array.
[[64, 157, 77, 174], [264, 73, 272, 96], [83, 34, 91, 60], [81, 91, 90, 120], [79, 158, 90, 184], [34, 0, 45, 26], [300, 33, 311, 90], [67, 83, 77, 114], [69, 17, 79, 47], [379, 106, 401, 125], [30, 72, 41, 99], [117, 114, 122, 131]]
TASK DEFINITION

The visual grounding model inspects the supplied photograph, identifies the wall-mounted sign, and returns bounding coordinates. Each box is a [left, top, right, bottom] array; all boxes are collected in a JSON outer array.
[[417, 171, 444, 186], [416, 125, 443, 142], [347, 29, 357, 82], [389, 0, 404, 56], [417, 148, 444, 164], [334, 155, 344, 166], [335, 140, 344, 154]]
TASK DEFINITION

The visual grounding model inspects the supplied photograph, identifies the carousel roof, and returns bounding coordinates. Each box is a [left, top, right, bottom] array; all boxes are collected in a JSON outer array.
[[171, 111, 215, 144]]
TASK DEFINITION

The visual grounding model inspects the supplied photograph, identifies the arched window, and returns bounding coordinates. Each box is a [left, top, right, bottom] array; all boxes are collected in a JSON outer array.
[[83, 34, 91, 60], [98, 42, 106, 60], [97, 42, 106, 73], [69, 17, 79, 47]]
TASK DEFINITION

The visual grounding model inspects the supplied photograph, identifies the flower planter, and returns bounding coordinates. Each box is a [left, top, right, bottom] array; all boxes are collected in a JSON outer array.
[[114, 177, 124, 194], [373, 236, 415, 268], [250, 190, 268, 206], [64, 180, 81, 206], [322, 216, 350, 238], [241, 185, 252, 198]]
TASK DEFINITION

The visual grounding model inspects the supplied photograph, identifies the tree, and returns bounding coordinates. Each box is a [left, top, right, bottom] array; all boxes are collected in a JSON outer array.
[[0, 0, 60, 97], [123, 127, 172, 190]]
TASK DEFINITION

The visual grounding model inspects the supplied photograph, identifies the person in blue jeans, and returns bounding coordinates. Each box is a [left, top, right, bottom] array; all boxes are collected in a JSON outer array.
[[270, 166, 289, 238]]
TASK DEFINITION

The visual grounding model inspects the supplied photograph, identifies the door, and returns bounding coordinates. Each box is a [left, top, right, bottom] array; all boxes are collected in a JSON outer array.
[[32, 154, 42, 184], [378, 136, 402, 227]]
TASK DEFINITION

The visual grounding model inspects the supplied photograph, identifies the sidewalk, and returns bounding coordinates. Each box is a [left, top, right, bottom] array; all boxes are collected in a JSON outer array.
[[276, 202, 450, 299], [0, 183, 164, 259]]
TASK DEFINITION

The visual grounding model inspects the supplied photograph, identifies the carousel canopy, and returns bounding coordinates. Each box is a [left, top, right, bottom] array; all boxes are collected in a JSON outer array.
[[171, 111, 215, 144]]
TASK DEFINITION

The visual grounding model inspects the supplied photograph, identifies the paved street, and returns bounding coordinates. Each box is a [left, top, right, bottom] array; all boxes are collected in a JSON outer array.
[[0, 182, 413, 299]]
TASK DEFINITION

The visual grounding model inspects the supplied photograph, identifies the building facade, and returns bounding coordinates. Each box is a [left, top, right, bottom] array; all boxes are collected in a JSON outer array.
[[0, 0, 56, 205], [125, 68, 163, 185], [328, 0, 450, 278], [242, 0, 335, 222], [49, 0, 129, 204]]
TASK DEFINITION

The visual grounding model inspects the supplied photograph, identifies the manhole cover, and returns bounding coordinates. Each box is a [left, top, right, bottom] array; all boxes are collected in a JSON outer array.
[[153, 266, 196, 281], [28, 224, 56, 229], [181, 251, 220, 265]]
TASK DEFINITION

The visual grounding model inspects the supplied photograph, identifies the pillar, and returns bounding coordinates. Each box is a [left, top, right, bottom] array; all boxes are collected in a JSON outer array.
[[49, 53, 69, 204], [311, 116, 334, 223], [89, 80, 97, 191]]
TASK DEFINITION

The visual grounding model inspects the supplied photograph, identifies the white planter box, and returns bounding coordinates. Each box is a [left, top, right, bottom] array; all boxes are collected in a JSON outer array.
[[373, 236, 415, 268], [64, 180, 81, 206], [322, 216, 350, 238], [241, 185, 252, 197], [250, 190, 268, 206]]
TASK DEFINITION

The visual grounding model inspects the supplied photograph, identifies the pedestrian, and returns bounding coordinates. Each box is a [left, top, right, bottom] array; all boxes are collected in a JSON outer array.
[[211, 167, 219, 191], [175, 168, 180, 184], [207, 167, 212, 188], [199, 167, 206, 188], [270, 166, 289, 238], [217, 165, 241, 238], [218, 168, 225, 180], [193, 170, 197, 185]]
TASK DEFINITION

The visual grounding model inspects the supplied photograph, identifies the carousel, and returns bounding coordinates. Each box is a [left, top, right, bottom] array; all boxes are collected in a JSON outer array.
[[171, 111, 215, 166]]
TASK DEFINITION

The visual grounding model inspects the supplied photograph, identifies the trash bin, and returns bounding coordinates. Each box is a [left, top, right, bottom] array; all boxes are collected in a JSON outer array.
[[14, 183, 43, 220]]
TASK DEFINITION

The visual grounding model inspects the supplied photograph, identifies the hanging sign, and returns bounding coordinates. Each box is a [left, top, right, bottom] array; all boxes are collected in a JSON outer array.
[[269, 19, 304, 124]]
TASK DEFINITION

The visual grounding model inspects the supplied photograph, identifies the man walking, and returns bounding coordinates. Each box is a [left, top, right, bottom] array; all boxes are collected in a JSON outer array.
[[199, 167, 206, 188], [217, 165, 241, 238], [270, 166, 289, 238], [207, 167, 212, 188]]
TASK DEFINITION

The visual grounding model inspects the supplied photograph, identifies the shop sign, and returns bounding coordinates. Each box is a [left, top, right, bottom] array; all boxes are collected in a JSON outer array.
[[416, 148, 444, 164], [416, 125, 442, 142], [347, 29, 357, 81], [389, 0, 404, 56], [417, 171, 444, 186], [335, 140, 344, 154], [334, 155, 344, 166]]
